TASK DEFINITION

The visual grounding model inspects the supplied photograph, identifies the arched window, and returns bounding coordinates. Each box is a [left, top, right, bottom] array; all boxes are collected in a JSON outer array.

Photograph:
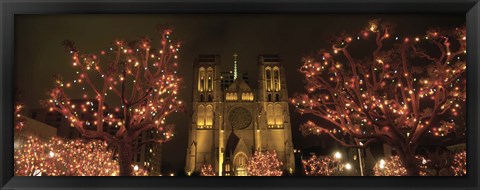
[[207, 67, 213, 92], [275, 94, 280, 102], [197, 105, 205, 127], [198, 67, 205, 92], [265, 67, 272, 92], [266, 104, 274, 126], [234, 153, 248, 176], [273, 67, 281, 92], [227, 93, 238, 101], [268, 94, 272, 102], [205, 105, 213, 127], [241, 92, 252, 101], [200, 94, 204, 102], [208, 94, 213, 102], [274, 104, 283, 125]]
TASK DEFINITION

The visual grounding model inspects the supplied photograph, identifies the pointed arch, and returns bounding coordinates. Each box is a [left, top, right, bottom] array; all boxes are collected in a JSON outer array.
[[274, 104, 283, 125], [273, 66, 281, 92], [207, 67, 214, 92], [205, 105, 213, 127], [197, 105, 205, 127], [233, 152, 248, 176], [265, 66, 272, 92], [198, 67, 206, 92], [266, 104, 274, 126]]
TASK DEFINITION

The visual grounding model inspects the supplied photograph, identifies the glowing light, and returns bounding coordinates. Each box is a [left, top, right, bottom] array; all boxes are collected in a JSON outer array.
[[247, 150, 283, 176], [345, 163, 352, 170], [334, 152, 342, 159]]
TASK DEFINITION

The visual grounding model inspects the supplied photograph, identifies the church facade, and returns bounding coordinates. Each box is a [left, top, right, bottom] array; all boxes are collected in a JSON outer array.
[[185, 54, 295, 176]]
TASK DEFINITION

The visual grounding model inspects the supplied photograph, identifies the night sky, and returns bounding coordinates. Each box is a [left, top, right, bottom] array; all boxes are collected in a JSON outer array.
[[15, 14, 463, 173]]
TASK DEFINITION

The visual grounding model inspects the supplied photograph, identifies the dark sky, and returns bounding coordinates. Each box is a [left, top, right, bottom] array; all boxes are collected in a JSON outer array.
[[15, 14, 463, 173]]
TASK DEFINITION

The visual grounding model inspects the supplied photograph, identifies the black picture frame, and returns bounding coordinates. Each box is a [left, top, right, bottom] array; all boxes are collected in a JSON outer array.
[[1, 0, 478, 189]]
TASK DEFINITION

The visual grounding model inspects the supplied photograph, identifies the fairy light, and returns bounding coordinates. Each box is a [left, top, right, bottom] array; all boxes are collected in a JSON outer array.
[[373, 155, 429, 176], [14, 103, 26, 134], [200, 164, 216, 176], [14, 136, 148, 176], [302, 154, 349, 176], [290, 20, 466, 176], [43, 28, 184, 176], [247, 150, 283, 176], [450, 150, 466, 176]]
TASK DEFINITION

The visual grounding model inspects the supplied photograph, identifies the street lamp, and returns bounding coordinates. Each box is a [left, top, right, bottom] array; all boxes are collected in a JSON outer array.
[[334, 152, 342, 159], [345, 163, 352, 170], [357, 141, 365, 176], [379, 159, 386, 168], [379, 159, 386, 176]]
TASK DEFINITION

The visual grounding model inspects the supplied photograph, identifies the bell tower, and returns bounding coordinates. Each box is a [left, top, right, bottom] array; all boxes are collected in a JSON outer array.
[[257, 55, 295, 173], [186, 55, 221, 175]]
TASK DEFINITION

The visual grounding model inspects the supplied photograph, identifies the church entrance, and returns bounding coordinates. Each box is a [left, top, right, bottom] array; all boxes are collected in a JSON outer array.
[[234, 152, 248, 176]]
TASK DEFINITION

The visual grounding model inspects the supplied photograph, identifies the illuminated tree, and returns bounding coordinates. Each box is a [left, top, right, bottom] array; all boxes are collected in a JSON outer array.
[[43, 27, 183, 176], [422, 147, 451, 176], [302, 155, 345, 176], [373, 155, 429, 176], [14, 136, 148, 176], [15, 136, 56, 176], [292, 20, 466, 176], [247, 150, 283, 176], [14, 103, 25, 135], [200, 164, 216, 176], [450, 150, 466, 176]]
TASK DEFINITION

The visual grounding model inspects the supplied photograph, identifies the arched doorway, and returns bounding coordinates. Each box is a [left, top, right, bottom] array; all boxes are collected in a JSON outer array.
[[233, 152, 248, 176]]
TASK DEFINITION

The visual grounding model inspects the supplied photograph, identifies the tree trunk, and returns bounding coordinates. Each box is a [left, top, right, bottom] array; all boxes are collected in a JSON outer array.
[[118, 140, 133, 176], [396, 144, 420, 176], [402, 155, 420, 176]]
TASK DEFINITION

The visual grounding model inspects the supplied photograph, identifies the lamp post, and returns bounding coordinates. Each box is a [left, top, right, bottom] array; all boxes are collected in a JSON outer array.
[[355, 139, 365, 176], [345, 163, 352, 170], [333, 152, 342, 175], [334, 152, 342, 160], [379, 159, 386, 176]]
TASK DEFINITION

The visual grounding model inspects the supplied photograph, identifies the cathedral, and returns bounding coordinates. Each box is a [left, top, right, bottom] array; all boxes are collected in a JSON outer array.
[[185, 54, 295, 176]]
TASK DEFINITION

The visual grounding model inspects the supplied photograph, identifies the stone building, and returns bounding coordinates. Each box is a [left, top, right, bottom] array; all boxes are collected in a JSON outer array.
[[185, 54, 295, 176]]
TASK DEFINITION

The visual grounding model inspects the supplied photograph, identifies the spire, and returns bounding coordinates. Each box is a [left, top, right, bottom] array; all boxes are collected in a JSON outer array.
[[233, 52, 238, 80]]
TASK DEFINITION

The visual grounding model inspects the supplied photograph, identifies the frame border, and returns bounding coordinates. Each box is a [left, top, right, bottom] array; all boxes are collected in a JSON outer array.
[[1, 0, 478, 189]]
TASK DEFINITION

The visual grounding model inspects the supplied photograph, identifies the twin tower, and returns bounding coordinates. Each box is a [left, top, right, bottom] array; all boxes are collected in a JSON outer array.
[[185, 54, 295, 176]]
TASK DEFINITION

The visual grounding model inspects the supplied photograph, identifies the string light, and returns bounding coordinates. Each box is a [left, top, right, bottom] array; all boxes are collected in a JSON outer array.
[[291, 20, 466, 176], [14, 136, 148, 176], [302, 154, 350, 176], [14, 103, 25, 134], [450, 150, 466, 176], [247, 150, 283, 176], [200, 164, 216, 176], [373, 155, 429, 176], [43, 28, 184, 176]]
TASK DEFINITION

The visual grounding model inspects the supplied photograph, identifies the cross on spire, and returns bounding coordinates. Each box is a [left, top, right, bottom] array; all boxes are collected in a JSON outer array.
[[233, 52, 238, 80]]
